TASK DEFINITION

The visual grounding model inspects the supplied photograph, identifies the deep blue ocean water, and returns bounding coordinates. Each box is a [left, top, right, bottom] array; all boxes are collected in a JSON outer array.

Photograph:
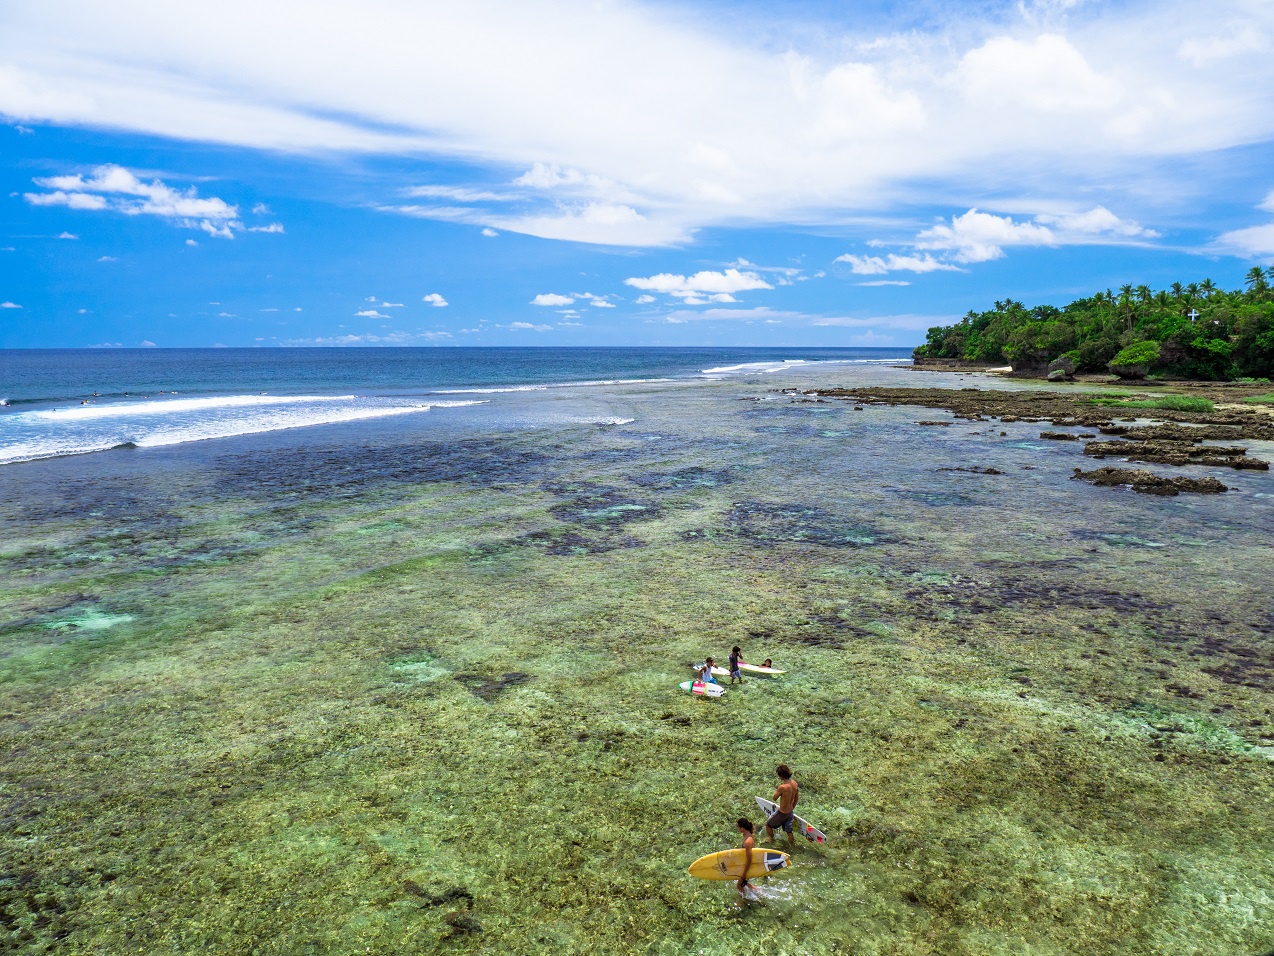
[[0, 347, 911, 464]]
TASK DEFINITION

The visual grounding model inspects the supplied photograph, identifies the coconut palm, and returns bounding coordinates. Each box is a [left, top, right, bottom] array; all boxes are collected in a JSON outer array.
[[1170, 281, 1184, 299], [1200, 278, 1217, 298]]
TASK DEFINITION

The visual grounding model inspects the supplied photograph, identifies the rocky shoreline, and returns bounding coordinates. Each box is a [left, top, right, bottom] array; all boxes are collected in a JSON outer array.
[[801, 383, 1274, 495]]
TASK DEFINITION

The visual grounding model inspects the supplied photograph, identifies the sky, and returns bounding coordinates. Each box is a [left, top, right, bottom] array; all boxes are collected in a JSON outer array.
[[2, 0, 1273, 349]]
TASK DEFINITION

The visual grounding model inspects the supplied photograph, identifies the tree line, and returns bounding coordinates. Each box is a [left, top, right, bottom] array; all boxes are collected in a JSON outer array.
[[913, 266, 1274, 379]]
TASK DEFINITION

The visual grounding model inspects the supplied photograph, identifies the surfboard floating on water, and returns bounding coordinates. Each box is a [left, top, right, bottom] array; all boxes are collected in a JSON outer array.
[[755, 796, 829, 845], [679, 680, 726, 698], [687, 848, 790, 881], [711, 663, 785, 678]]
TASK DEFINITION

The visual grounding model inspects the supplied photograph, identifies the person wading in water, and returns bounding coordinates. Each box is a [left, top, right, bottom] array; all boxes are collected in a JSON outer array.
[[765, 764, 799, 850]]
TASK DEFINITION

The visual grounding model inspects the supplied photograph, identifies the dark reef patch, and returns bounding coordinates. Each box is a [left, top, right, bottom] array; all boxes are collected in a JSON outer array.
[[631, 466, 736, 491], [723, 500, 885, 548], [453, 672, 533, 702], [215, 439, 553, 498]]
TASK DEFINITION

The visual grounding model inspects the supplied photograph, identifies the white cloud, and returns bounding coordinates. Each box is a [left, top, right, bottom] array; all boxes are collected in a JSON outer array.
[[217, 311, 235, 317], [915, 209, 1056, 262], [590, 298, 615, 308], [836, 253, 961, 274], [422, 293, 448, 307], [1259, 190, 1274, 213], [27, 190, 107, 210], [858, 279, 911, 286], [185, 238, 198, 246], [532, 293, 574, 306], [24, 164, 242, 237], [1179, 27, 1267, 66], [139, 339, 156, 347], [1, 301, 22, 308], [481, 227, 499, 237], [407, 184, 511, 202], [2, 2, 1272, 245], [97, 255, 117, 262], [624, 268, 773, 303], [57, 232, 78, 239], [251, 202, 271, 215], [507, 321, 552, 331], [247, 222, 284, 233], [355, 309, 389, 318], [1214, 223, 1274, 257], [634, 294, 655, 304], [380, 301, 405, 308]]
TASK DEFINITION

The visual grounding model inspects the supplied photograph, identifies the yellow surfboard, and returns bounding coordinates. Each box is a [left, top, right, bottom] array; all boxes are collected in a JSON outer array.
[[687, 848, 790, 881]]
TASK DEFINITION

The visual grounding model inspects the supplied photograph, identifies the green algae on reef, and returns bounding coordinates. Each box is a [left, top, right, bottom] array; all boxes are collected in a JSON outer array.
[[1, 371, 1273, 955]]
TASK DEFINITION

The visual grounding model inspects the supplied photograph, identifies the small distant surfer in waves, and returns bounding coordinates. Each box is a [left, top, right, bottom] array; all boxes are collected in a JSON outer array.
[[765, 765, 799, 850], [728, 646, 745, 684], [695, 657, 718, 684], [735, 818, 756, 901]]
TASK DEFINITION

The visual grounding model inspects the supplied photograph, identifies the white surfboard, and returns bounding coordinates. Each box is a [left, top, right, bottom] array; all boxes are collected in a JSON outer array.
[[679, 680, 726, 698], [755, 796, 828, 845], [712, 663, 785, 678]]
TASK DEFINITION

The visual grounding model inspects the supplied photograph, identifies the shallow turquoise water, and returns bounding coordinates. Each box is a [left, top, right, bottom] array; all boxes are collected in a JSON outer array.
[[1, 363, 1272, 954]]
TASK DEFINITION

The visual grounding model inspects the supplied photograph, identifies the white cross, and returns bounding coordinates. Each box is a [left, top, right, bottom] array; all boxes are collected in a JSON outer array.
[[1187, 309, 1199, 321]]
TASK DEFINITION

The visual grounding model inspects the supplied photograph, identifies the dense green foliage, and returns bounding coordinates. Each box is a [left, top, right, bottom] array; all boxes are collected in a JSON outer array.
[[915, 267, 1274, 379]]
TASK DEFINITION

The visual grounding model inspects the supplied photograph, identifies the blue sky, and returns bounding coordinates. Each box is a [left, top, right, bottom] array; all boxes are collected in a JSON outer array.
[[2, 0, 1273, 348]]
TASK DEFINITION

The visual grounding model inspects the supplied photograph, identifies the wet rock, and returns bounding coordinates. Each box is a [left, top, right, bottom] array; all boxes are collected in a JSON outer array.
[[1046, 369, 1068, 382], [1071, 467, 1228, 496], [1083, 440, 1267, 470], [937, 466, 1003, 474], [1048, 355, 1077, 378], [915, 421, 951, 427], [1040, 431, 1080, 441]]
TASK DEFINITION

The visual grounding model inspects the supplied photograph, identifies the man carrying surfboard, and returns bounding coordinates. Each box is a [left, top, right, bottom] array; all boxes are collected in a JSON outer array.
[[765, 765, 799, 850], [735, 818, 755, 899]]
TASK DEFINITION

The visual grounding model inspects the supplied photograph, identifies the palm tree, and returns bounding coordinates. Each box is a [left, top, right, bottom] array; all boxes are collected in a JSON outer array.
[[1170, 281, 1184, 299], [1185, 282, 1200, 300], [1246, 266, 1269, 298], [1136, 284, 1152, 305], [1200, 278, 1217, 298]]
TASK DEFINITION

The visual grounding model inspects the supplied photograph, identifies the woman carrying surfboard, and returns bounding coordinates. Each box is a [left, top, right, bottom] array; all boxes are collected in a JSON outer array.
[[735, 819, 755, 899]]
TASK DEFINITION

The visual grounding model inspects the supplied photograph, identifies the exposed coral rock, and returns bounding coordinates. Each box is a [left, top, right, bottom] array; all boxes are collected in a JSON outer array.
[[1071, 467, 1228, 495], [1040, 431, 1080, 441]]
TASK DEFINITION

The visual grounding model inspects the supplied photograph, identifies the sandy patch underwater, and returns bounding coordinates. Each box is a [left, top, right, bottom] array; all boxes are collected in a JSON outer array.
[[1, 365, 1272, 955]]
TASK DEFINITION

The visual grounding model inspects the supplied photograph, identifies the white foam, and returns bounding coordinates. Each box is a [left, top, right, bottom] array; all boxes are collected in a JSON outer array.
[[26, 394, 355, 421], [0, 397, 487, 465], [433, 377, 672, 394]]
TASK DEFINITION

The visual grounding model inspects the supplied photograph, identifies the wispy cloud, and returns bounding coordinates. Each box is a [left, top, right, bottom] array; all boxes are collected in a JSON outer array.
[[1, 301, 22, 309], [355, 309, 389, 318], [507, 321, 552, 331], [836, 253, 960, 275]]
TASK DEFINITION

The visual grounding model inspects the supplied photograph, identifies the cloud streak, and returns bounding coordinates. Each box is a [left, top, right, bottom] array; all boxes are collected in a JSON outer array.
[[2, 1, 1270, 245]]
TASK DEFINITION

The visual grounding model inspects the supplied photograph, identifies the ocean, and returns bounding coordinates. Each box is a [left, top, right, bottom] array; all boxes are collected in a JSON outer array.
[[2, 347, 1272, 955], [0, 347, 911, 465]]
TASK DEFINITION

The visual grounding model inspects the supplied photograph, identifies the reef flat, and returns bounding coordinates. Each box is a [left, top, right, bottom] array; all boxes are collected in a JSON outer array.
[[2, 369, 1272, 955]]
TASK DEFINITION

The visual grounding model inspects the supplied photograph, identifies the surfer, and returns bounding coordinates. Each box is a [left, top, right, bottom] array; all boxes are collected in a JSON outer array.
[[765, 765, 799, 850], [735, 818, 755, 899], [694, 657, 718, 684], [762, 658, 773, 669], [728, 646, 745, 684]]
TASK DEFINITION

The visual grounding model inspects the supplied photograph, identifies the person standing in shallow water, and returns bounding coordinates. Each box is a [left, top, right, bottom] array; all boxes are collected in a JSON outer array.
[[765, 764, 799, 850], [735, 818, 755, 900], [728, 645, 745, 684]]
